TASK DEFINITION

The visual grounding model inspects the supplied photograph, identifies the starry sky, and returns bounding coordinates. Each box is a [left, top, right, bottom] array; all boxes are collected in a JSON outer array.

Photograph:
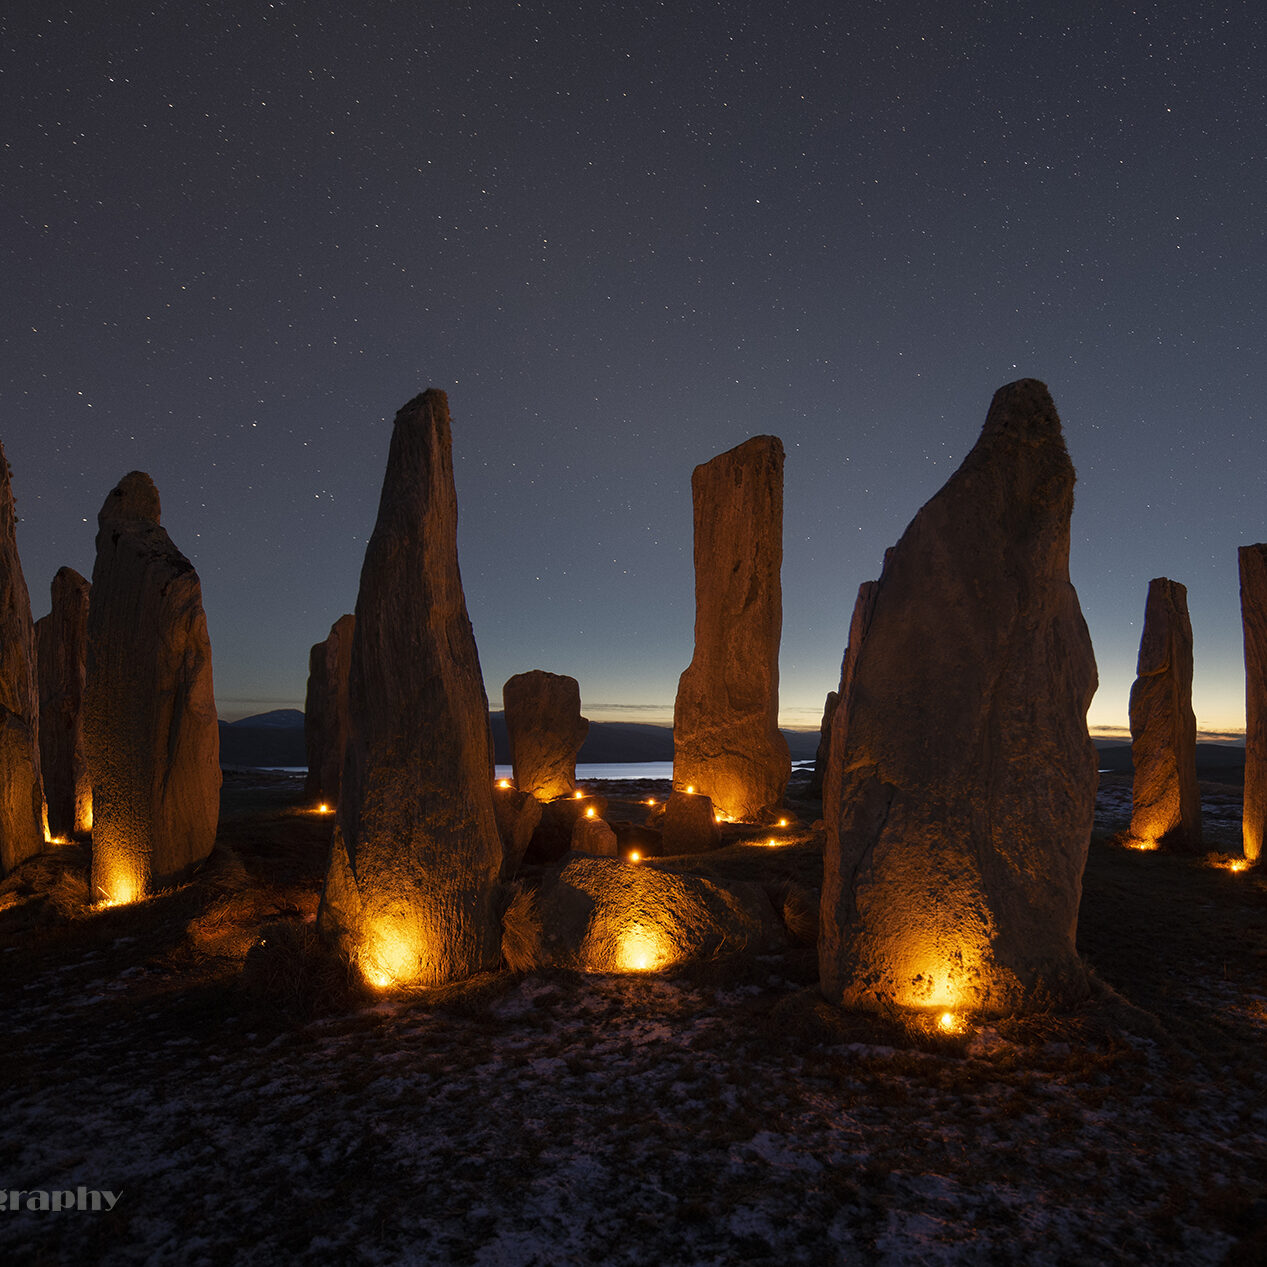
[[3, 2, 1264, 734]]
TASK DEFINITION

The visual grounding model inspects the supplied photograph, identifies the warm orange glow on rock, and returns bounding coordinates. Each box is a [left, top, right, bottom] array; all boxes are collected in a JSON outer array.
[[317, 802, 333, 815], [614, 922, 674, 972], [585, 806, 596, 819], [360, 921, 425, 989], [777, 817, 789, 827], [936, 1010, 966, 1035], [644, 797, 656, 807], [1125, 838, 1160, 852], [685, 785, 695, 794], [573, 790, 584, 799], [78, 796, 93, 834], [95, 862, 143, 908], [497, 778, 511, 789]]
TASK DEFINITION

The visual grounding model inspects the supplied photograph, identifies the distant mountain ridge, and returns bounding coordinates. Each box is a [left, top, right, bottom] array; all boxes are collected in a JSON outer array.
[[218, 708, 821, 768]]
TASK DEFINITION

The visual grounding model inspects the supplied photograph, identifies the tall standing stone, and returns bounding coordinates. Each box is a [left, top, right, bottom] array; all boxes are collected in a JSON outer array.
[[817, 578, 880, 807], [303, 613, 354, 806], [318, 390, 503, 986], [821, 381, 1098, 1016], [808, 691, 838, 799], [36, 567, 92, 839], [503, 670, 588, 801], [83, 472, 220, 903], [1241, 544, 1267, 861], [673, 435, 790, 822], [0, 444, 45, 874], [1128, 578, 1201, 850]]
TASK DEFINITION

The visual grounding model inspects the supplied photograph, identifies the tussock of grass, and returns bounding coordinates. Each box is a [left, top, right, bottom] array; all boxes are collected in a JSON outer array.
[[239, 919, 361, 1019], [500, 881, 543, 972]]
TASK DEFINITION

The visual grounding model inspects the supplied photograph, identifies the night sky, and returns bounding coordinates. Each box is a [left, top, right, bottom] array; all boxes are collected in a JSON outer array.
[[3, 2, 1263, 734]]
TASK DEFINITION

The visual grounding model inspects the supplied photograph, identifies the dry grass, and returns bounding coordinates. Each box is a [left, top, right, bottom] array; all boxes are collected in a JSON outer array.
[[1, 772, 1265, 1264]]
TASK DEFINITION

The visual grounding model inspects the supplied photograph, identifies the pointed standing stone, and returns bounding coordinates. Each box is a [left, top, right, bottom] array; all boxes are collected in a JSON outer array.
[[1240, 545, 1267, 861], [36, 567, 92, 838], [317, 390, 503, 986], [673, 435, 790, 822], [303, 613, 354, 807], [808, 691, 838, 799], [0, 444, 45, 874], [819, 579, 880, 812], [1127, 578, 1201, 850], [83, 473, 220, 903], [821, 381, 1098, 1016], [503, 669, 588, 801]]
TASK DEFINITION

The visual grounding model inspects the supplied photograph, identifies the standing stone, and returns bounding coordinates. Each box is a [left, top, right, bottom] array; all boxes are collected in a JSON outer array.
[[814, 577, 881, 803], [303, 613, 354, 806], [493, 784, 543, 879], [821, 381, 1097, 1016], [36, 567, 92, 838], [503, 670, 588, 801], [1241, 545, 1267, 861], [808, 691, 838, 798], [1127, 578, 1201, 850], [317, 390, 503, 986], [821, 579, 881, 834], [84, 473, 220, 903], [673, 435, 790, 822], [0, 445, 45, 874]]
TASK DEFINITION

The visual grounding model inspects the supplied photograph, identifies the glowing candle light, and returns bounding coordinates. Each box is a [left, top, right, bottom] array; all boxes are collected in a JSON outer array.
[[497, 778, 511, 789], [629, 850, 641, 863], [585, 806, 596, 819]]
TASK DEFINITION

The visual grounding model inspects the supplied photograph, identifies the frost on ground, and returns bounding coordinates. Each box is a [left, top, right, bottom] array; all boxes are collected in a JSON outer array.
[[1, 772, 1266, 1265]]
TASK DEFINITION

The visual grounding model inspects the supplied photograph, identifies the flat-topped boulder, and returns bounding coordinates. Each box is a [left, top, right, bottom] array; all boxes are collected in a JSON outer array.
[[821, 381, 1098, 1016], [36, 567, 92, 838], [659, 789, 722, 855], [84, 472, 220, 903], [673, 435, 790, 822], [1128, 577, 1201, 851], [0, 442, 45, 875], [318, 391, 503, 986], [503, 670, 588, 800]]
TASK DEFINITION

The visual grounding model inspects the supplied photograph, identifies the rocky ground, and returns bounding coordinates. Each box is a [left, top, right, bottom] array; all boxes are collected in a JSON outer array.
[[1, 771, 1265, 1265]]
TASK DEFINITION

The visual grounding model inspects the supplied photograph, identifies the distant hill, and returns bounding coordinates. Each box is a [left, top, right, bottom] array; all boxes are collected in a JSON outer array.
[[228, 708, 305, 730], [1096, 742, 1245, 785], [219, 711, 307, 768], [220, 707, 820, 768]]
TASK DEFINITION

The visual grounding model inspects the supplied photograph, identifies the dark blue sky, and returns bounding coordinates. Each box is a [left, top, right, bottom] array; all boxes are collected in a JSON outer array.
[[4, 2, 1263, 731]]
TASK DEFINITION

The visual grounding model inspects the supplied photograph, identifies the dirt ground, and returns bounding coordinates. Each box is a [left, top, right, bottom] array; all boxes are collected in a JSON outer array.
[[1, 770, 1265, 1265]]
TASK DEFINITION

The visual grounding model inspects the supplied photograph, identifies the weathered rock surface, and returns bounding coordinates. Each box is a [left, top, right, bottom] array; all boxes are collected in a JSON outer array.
[[808, 691, 839, 797], [659, 790, 721, 855], [493, 784, 543, 879], [673, 435, 790, 822], [0, 445, 45, 875], [571, 813, 618, 857], [820, 381, 1098, 1016], [503, 670, 588, 800], [1241, 544, 1267, 861], [821, 579, 880, 829], [36, 567, 92, 838], [509, 855, 787, 971], [317, 390, 503, 985], [1128, 578, 1201, 851], [84, 472, 220, 902], [303, 613, 354, 807]]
